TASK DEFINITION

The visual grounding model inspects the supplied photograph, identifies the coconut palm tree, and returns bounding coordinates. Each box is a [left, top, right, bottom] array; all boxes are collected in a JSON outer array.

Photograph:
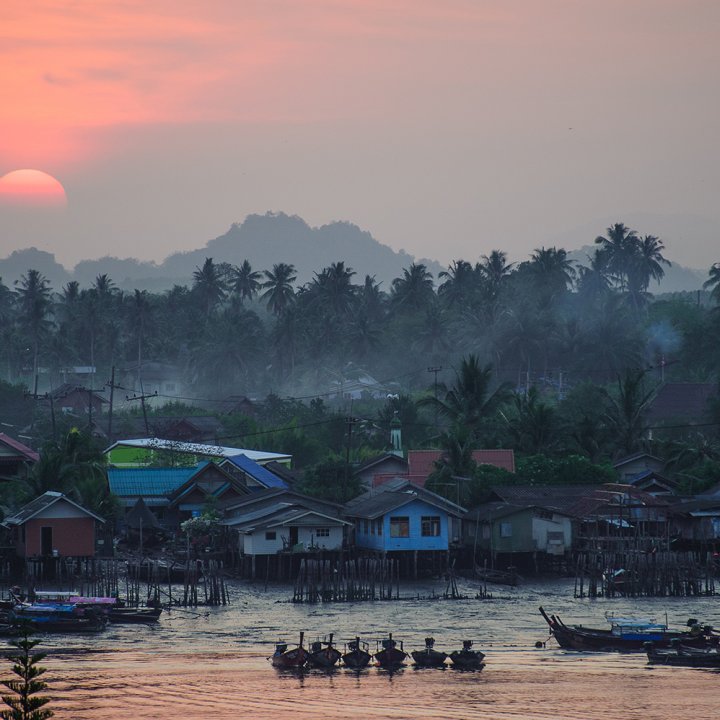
[[594, 223, 639, 291], [438, 260, 476, 308], [703, 263, 720, 304], [477, 250, 515, 300], [15, 269, 53, 393], [390, 263, 435, 311], [308, 261, 357, 316], [261, 263, 297, 316], [419, 354, 512, 439], [192, 257, 227, 316], [231, 260, 262, 303]]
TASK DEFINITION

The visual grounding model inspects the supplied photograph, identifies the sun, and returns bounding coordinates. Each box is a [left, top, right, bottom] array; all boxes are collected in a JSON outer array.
[[0, 169, 67, 209]]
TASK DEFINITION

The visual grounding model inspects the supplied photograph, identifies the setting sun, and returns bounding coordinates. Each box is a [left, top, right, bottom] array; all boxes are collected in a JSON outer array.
[[0, 169, 67, 208]]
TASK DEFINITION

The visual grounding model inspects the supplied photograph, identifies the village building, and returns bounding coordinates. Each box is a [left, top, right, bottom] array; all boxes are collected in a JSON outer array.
[[104, 437, 291, 468], [2, 491, 104, 558], [45, 383, 107, 417], [108, 415, 225, 445], [613, 452, 666, 481], [344, 478, 465, 575], [0, 433, 39, 482]]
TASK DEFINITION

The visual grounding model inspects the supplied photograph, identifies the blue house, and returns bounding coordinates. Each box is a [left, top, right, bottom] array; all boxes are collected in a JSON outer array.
[[219, 454, 289, 490], [344, 477, 465, 553]]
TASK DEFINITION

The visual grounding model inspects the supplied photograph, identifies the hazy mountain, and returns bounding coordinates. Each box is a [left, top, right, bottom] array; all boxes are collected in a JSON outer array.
[[0, 211, 709, 293]]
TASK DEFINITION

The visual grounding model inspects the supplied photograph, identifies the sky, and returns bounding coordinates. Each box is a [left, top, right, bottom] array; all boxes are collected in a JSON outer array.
[[1, 0, 719, 270]]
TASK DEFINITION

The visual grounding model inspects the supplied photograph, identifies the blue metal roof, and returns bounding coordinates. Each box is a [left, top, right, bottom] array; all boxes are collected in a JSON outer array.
[[226, 454, 288, 489], [107, 467, 196, 496]]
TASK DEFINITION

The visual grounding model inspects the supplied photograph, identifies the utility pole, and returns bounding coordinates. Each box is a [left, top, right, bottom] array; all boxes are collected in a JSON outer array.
[[126, 390, 158, 435], [344, 401, 359, 491], [427, 365, 442, 435], [106, 366, 122, 442]]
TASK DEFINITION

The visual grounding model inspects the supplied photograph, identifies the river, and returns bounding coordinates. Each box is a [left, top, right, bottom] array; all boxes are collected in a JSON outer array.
[[26, 578, 720, 719]]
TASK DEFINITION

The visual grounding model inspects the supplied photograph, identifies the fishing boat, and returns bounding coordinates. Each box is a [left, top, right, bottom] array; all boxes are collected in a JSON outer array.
[[10, 604, 107, 633], [411, 637, 448, 667], [271, 632, 309, 668], [107, 606, 162, 623], [540, 607, 715, 652], [341, 637, 372, 669], [307, 633, 342, 668], [449, 640, 486, 669], [374, 633, 407, 668], [645, 640, 720, 668]]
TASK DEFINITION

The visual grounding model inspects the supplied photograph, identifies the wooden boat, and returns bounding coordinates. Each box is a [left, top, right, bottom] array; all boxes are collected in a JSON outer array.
[[645, 640, 720, 668], [307, 633, 342, 668], [342, 637, 372, 669], [9, 604, 107, 633], [540, 607, 715, 652], [411, 637, 448, 667], [271, 632, 309, 668], [449, 640, 486, 669], [374, 633, 407, 668], [108, 607, 162, 623]]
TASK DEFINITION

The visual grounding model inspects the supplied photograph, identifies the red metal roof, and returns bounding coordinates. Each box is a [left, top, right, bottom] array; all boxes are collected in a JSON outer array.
[[407, 449, 515, 478], [0, 433, 39, 463]]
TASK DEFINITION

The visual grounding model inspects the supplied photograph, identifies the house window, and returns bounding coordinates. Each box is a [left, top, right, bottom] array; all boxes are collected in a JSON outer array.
[[315, 528, 330, 537], [421, 516, 441, 537], [265, 531, 277, 541], [500, 522, 512, 538], [390, 516, 410, 538]]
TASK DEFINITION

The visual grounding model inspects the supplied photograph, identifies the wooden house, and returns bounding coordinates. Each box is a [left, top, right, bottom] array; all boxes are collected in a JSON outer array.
[[2, 491, 104, 558], [222, 489, 349, 555], [354, 453, 409, 489], [463, 502, 573, 560], [613, 452, 666, 482], [46, 383, 106, 417], [0, 433, 39, 482], [344, 477, 465, 554]]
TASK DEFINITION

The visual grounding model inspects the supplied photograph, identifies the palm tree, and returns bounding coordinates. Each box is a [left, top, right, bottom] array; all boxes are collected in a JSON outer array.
[[602, 368, 657, 455], [15, 269, 53, 393], [126, 289, 154, 372], [505, 386, 558, 454], [390, 263, 435, 311], [438, 260, 476, 308], [419, 355, 512, 440], [308, 261, 357, 315], [477, 250, 515, 300], [703, 263, 720, 304], [594, 223, 639, 290], [231, 260, 262, 303], [192, 258, 227, 316], [261, 263, 297, 316]]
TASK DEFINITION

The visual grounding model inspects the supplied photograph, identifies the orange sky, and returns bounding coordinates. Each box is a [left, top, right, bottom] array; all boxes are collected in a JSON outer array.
[[1, 0, 720, 267]]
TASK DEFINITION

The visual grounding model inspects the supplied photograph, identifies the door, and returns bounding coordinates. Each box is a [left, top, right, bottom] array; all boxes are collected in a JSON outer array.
[[289, 526, 298, 546], [41, 526, 53, 556]]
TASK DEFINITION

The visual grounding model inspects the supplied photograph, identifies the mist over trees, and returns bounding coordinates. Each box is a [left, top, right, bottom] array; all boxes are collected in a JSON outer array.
[[1, 221, 720, 502]]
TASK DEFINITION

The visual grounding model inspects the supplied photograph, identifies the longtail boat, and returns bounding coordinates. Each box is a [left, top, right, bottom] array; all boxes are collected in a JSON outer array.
[[342, 637, 372, 669], [645, 639, 720, 668], [449, 640, 486, 669], [540, 606, 714, 652], [374, 633, 407, 668], [411, 637, 448, 667], [307, 633, 342, 668], [108, 607, 162, 623], [10, 604, 106, 633], [271, 632, 309, 668]]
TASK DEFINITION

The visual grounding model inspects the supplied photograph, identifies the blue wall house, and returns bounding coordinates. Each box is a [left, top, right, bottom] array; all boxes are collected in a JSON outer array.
[[344, 478, 465, 574]]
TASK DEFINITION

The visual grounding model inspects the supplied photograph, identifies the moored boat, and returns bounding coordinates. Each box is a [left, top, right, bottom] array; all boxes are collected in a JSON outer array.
[[108, 606, 162, 623], [10, 603, 106, 633], [411, 637, 448, 667], [645, 639, 720, 668], [342, 637, 372, 669], [374, 633, 407, 668], [540, 606, 714, 652], [271, 632, 309, 668], [308, 633, 342, 668], [449, 640, 486, 669]]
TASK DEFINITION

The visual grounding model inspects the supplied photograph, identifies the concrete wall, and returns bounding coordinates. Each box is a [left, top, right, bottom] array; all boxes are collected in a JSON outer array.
[[19, 517, 96, 557]]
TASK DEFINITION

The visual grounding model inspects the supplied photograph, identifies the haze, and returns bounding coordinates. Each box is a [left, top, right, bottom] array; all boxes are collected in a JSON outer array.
[[1, 0, 719, 270]]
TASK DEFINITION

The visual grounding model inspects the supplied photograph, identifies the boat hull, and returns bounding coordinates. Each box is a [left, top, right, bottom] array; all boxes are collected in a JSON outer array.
[[308, 647, 342, 668], [646, 645, 720, 668], [342, 649, 372, 669], [411, 649, 448, 667], [272, 647, 308, 668], [374, 647, 407, 668], [449, 650, 486, 669]]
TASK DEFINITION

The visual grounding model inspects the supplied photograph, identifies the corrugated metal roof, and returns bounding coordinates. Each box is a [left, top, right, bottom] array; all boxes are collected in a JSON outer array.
[[107, 467, 196, 496], [225, 453, 288, 489], [4, 491, 105, 525], [407, 449, 515, 479], [0, 433, 40, 463]]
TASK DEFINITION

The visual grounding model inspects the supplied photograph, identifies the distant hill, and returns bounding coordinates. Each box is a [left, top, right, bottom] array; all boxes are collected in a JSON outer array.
[[0, 212, 708, 293]]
